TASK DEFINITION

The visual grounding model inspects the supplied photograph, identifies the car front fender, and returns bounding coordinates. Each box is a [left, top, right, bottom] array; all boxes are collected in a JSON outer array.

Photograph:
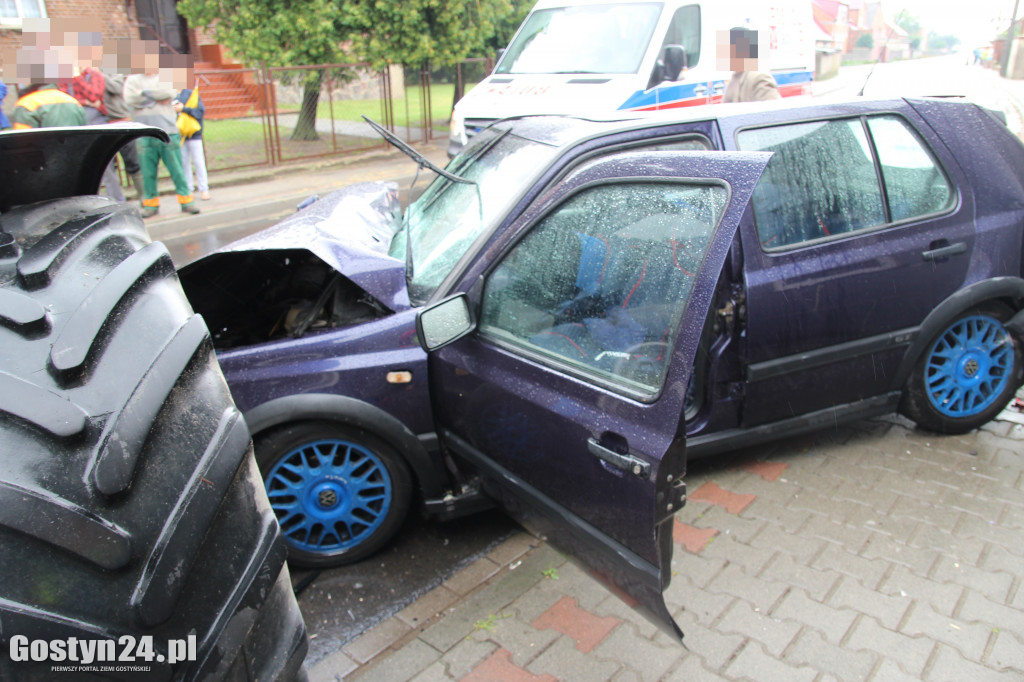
[[245, 393, 446, 501]]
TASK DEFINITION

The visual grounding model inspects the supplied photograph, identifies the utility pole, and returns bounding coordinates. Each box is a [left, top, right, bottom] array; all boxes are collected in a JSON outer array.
[[1003, 0, 1022, 76]]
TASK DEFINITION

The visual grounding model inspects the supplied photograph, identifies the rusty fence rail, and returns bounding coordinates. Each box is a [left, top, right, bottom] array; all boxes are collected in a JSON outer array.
[[186, 58, 495, 174]]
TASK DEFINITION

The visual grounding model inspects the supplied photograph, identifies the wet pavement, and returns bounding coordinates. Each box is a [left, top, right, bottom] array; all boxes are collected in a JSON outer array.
[[294, 510, 517, 664], [329, 406, 1024, 682]]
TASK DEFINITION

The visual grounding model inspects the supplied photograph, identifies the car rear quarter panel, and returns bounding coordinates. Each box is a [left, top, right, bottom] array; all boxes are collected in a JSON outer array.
[[910, 99, 1024, 282]]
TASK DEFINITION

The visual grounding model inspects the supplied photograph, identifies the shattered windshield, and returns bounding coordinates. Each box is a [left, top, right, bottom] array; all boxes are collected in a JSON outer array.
[[390, 128, 557, 304]]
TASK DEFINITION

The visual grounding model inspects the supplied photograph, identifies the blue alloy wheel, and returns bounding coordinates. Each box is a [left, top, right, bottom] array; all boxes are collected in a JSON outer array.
[[923, 314, 1013, 418], [265, 438, 393, 555]]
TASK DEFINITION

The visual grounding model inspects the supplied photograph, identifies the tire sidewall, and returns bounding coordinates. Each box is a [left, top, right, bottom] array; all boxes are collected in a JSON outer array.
[[255, 421, 412, 568], [902, 303, 1023, 434]]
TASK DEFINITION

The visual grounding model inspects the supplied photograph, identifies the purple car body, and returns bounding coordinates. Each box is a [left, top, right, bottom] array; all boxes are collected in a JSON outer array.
[[179, 97, 1024, 641]]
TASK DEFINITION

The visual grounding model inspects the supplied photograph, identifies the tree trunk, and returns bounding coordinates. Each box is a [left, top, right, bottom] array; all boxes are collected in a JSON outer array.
[[292, 71, 322, 142]]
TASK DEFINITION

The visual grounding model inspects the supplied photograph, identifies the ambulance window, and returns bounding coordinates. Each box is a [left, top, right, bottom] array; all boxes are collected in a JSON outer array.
[[662, 5, 701, 70]]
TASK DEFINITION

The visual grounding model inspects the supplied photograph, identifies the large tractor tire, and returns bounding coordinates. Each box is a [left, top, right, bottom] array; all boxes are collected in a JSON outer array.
[[0, 198, 308, 681]]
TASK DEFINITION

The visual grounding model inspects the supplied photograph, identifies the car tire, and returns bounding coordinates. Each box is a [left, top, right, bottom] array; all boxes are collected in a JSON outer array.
[[256, 421, 413, 568], [900, 303, 1023, 434], [0, 198, 307, 681]]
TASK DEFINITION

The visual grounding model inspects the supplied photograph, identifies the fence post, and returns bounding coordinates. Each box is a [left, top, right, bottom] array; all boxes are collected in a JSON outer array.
[[260, 62, 276, 166], [421, 62, 432, 143]]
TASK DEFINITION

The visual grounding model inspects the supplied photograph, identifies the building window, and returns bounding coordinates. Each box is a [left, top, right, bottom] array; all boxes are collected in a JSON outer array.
[[0, 0, 47, 29]]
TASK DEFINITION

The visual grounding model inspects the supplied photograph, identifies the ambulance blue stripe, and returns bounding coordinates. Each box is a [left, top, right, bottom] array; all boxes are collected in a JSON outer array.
[[618, 69, 813, 111]]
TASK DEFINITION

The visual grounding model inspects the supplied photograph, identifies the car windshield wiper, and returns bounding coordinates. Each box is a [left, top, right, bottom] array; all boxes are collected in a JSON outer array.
[[363, 115, 479, 295], [362, 115, 475, 185]]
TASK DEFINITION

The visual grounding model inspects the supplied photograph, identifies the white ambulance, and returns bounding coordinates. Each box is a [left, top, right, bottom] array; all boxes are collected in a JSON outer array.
[[448, 0, 816, 155]]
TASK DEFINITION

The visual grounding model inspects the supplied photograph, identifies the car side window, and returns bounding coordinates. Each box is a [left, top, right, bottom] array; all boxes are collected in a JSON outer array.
[[739, 119, 885, 249], [479, 181, 727, 395], [868, 115, 953, 221]]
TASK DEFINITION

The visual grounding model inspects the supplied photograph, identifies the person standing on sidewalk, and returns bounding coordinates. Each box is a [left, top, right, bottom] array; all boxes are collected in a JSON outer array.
[[67, 30, 129, 203], [124, 43, 199, 218], [0, 81, 12, 129], [103, 38, 145, 203], [12, 81, 85, 129], [719, 26, 780, 103], [174, 83, 211, 201]]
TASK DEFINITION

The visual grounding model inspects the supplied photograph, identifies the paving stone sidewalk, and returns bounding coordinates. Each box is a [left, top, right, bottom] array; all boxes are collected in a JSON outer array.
[[309, 396, 1024, 682]]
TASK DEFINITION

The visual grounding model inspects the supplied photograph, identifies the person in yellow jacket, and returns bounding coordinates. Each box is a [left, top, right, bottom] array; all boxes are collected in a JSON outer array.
[[12, 83, 86, 129]]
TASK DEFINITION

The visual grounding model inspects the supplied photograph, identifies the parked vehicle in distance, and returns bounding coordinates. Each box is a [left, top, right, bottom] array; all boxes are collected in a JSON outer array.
[[448, 0, 816, 156], [179, 97, 1024, 642]]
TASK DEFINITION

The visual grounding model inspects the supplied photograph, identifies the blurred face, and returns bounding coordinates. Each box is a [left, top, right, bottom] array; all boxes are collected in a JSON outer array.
[[716, 29, 763, 72]]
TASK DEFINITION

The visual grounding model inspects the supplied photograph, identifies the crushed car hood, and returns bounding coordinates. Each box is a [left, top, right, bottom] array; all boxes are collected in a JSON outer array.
[[194, 181, 410, 311]]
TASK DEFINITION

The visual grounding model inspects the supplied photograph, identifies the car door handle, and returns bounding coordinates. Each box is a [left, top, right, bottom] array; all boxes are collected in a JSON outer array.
[[587, 438, 651, 478], [922, 241, 966, 261], [694, 84, 708, 96]]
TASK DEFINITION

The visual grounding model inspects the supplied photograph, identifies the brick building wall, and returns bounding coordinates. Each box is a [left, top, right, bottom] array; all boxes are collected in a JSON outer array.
[[1, 0, 141, 75]]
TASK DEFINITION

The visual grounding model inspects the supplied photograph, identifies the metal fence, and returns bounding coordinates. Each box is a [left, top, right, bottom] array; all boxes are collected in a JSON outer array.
[[191, 57, 495, 174]]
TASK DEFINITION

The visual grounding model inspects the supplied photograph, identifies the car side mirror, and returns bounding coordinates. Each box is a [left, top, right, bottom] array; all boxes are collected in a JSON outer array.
[[417, 293, 475, 351], [663, 45, 687, 81]]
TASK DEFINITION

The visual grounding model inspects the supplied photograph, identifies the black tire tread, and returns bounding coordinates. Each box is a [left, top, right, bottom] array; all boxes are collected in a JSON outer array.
[[0, 370, 87, 436], [91, 313, 208, 496], [0, 288, 47, 331], [0, 479, 131, 570], [49, 240, 175, 377], [0, 198, 307, 681]]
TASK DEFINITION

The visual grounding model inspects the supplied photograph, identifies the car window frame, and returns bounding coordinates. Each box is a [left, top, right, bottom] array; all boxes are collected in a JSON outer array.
[[475, 174, 734, 404], [427, 130, 718, 307], [734, 112, 958, 254]]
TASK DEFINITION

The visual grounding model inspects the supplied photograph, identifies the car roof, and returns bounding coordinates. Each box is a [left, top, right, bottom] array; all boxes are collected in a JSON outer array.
[[494, 96, 965, 149]]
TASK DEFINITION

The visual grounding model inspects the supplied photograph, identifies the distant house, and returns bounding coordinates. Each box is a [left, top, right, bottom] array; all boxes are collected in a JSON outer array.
[[812, 0, 911, 63], [0, 0, 202, 64], [812, 0, 851, 52]]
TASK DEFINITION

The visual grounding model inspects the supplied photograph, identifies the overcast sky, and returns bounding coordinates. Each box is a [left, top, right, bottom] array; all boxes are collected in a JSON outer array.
[[887, 0, 1018, 46]]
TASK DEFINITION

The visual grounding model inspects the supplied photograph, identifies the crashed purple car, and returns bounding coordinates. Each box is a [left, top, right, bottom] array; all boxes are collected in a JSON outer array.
[[179, 98, 1024, 641]]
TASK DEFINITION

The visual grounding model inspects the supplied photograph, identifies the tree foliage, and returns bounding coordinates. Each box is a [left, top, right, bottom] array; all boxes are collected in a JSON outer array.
[[855, 33, 875, 49], [893, 9, 921, 39], [177, 0, 353, 66], [176, 0, 535, 138], [927, 32, 961, 52], [341, 0, 529, 68], [177, 0, 355, 141]]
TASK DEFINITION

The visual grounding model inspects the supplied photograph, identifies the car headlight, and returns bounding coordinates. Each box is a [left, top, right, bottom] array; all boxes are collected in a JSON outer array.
[[449, 110, 467, 146]]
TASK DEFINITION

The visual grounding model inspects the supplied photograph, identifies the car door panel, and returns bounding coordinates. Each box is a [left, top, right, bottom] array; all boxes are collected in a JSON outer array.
[[427, 150, 770, 640], [719, 108, 975, 426]]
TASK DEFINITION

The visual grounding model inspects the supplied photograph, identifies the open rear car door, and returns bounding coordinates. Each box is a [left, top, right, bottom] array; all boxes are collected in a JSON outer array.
[[419, 150, 771, 640]]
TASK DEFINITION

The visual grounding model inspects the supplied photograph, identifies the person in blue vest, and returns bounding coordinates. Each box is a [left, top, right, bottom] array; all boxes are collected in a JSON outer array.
[[0, 81, 11, 129]]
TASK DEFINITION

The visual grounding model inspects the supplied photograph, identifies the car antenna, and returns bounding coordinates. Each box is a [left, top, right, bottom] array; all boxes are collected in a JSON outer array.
[[858, 24, 899, 96]]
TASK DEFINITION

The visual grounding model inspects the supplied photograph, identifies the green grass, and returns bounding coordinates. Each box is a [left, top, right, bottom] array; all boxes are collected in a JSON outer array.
[[189, 81, 470, 171], [278, 83, 459, 127]]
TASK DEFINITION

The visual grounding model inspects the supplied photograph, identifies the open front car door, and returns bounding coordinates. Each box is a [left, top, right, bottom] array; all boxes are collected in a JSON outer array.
[[423, 149, 771, 641]]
